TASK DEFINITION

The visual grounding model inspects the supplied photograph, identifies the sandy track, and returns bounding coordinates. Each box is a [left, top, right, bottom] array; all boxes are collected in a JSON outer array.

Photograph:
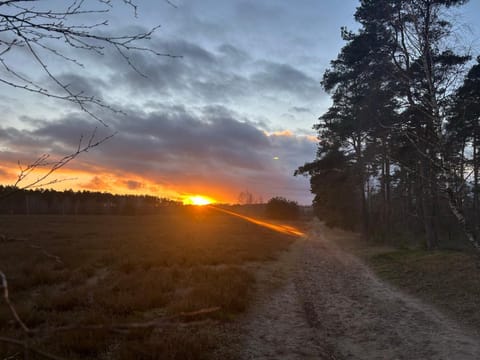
[[238, 223, 480, 360]]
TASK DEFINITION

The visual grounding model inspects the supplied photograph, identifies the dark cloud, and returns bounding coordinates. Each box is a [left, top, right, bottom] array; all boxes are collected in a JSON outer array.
[[124, 180, 144, 190], [217, 44, 250, 65], [81, 176, 111, 191], [290, 106, 312, 114], [0, 106, 315, 203], [99, 105, 271, 172], [100, 39, 253, 103], [251, 62, 319, 99], [168, 40, 218, 64], [0, 126, 57, 157], [56, 74, 106, 99], [71, 36, 321, 107]]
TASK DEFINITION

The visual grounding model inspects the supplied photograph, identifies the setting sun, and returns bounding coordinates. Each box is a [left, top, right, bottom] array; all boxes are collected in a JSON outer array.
[[183, 195, 215, 206]]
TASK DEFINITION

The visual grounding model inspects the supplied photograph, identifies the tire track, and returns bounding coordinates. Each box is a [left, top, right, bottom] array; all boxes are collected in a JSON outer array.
[[238, 222, 480, 360]]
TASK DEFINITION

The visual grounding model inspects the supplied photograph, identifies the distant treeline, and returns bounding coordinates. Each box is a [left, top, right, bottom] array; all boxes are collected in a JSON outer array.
[[0, 186, 181, 215]]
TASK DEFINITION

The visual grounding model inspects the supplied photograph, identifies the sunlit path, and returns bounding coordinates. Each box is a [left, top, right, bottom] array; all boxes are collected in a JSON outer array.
[[209, 206, 305, 237]]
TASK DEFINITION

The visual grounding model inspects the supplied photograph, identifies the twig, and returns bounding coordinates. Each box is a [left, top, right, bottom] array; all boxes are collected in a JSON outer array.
[[165, 0, 178, 8], [0, 0, 180, 123], [0, 130, 116, 200]]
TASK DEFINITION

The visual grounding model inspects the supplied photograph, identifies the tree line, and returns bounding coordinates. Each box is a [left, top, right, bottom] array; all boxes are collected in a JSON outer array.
[[297, 0, 480, 250], [0, 186, 180, 215]]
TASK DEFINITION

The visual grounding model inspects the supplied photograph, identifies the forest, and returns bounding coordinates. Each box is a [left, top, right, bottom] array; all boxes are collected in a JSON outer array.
[[0, 187, 180, 215], [297, 0, 480, 250]]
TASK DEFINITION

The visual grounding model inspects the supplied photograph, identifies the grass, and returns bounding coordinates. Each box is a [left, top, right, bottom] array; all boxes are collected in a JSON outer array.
[[368, 249, 480, 332], [0, 206, 296, 359]]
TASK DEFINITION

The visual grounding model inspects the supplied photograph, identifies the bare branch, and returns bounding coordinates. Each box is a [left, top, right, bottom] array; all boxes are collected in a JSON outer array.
[[0, 0, 181, 121], [12, 129, 116, 191], [165, 0, 178, 9]]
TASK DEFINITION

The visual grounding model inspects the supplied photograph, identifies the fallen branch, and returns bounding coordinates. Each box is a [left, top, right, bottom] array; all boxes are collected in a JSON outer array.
[[0, 236, 63, 265], [34, 306, 221, 335], [0, 270, 30, 334]]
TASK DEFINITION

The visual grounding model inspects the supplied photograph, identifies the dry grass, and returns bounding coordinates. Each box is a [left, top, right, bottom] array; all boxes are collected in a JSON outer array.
[[0, 206, 295, 359], [368, 249, 480, 333], [318, 224, 480, 335]]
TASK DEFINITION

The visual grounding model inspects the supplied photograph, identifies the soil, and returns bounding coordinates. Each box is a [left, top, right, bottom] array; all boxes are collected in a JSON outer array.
[[232, 221, 480, 360]]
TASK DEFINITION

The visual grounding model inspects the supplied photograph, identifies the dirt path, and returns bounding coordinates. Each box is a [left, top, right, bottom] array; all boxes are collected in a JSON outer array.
[[237, 222, 480, 360]]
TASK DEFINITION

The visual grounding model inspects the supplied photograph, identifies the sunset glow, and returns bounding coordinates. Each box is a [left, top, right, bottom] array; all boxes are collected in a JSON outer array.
[[0, 160, 243, 204], [210, 206, 305, 237], [183, 195, 215, 206]]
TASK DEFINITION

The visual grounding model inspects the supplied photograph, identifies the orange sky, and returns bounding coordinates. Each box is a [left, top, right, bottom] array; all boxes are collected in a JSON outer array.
[[0, 126, 317, 204], [0, 160, 239, 204]]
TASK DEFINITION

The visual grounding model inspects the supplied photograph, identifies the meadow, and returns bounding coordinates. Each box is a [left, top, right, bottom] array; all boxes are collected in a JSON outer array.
[[368, 249, 480, 334], [0, 206, 295, 359]]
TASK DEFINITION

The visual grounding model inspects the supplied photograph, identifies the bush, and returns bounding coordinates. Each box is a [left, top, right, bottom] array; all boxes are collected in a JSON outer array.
[[265, 197, 300, 220]]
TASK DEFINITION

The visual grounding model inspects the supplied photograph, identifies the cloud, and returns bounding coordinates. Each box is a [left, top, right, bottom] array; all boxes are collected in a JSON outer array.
[[290, 106, 312, 114], [95, 39, 254, 104], [64, 35, 322, 110], [81, 175, 111, 191], [217, 44, 251, 65], [19, 28, 326, 139], [0, 167, 9, 178], [0, 2, 335, 205], [55, 74, 106, 99], [0, 106, 315, 203], [251, 62, 319, 99], [123, 180, 144, 190]]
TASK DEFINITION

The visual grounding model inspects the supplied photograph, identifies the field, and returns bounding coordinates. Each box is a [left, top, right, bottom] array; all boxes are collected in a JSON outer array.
[[368, 249, 480, 334], [0, 207, 295, 359]]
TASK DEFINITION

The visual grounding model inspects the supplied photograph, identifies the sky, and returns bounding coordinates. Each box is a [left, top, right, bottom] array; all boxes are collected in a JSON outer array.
[[0, 0, 479, 204]]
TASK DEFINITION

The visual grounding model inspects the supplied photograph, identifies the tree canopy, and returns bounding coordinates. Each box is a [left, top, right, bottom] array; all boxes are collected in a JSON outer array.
[[298, 0, 480, 250]]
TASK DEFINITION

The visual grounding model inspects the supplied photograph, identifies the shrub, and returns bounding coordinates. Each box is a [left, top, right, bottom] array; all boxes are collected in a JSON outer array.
[[265, 197, 300, 220]]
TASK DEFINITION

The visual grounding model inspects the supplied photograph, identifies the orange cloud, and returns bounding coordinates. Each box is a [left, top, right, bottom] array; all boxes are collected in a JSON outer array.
[[264, 129, 318, 143], [266, 129, 294, 137], [0, 160, 237, 204], [304, 135, 318, 143]]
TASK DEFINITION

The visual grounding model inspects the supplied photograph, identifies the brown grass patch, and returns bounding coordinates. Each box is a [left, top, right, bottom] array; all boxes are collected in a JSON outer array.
[[0, 207, 296, 359], [368, 249, 480, 332]]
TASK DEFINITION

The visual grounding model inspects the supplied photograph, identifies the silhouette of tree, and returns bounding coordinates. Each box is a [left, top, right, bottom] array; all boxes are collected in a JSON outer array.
[[298, 0, 480, 250], [266, 197, 300, 220]]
